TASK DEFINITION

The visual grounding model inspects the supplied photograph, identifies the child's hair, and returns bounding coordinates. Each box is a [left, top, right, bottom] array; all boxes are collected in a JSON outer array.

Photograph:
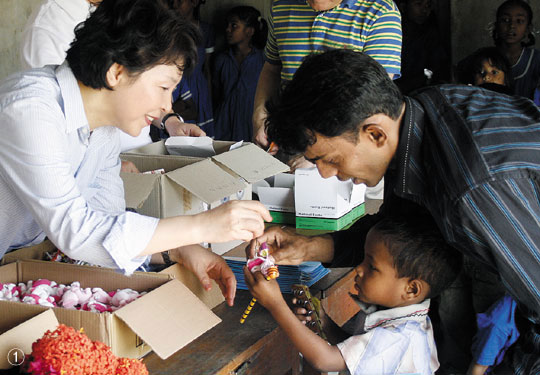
[[67, 0, 200, 90], [493, 0, 535, 47], [371, 215, 462, 299], [166, 0, 205, 21], [456, 47, 514, 88], [226, 6, 268, 50]]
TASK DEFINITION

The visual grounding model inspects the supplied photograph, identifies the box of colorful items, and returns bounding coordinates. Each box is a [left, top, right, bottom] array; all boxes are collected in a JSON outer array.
[[0, 260, 221, 362], [0, 309, 150, 373], [1, 240, 226, 309]]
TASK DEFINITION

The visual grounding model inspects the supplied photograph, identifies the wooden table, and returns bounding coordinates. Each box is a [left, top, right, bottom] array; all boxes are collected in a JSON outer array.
[[144, 268, 354, 375]]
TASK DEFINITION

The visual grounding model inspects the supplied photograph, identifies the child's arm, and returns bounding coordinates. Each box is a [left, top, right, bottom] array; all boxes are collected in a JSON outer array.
[[467, 363, 489, 375], [243, 267, 347, 373]]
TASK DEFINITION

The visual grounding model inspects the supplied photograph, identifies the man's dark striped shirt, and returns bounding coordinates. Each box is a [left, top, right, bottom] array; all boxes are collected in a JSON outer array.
[[397, 84, 540, 317]]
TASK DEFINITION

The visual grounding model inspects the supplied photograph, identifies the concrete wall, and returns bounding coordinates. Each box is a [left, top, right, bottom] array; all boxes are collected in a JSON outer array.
[[0, 0, 36, 80], [451, 0, 540, 64], [2, 0, 540, 81], [0, 0, 270, 81]]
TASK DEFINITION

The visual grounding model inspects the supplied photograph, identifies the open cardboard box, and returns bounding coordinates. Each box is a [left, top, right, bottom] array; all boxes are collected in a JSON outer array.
[[256, 173, 296, 225], [0, 260, 221, 361], [1, 239, 56, 265], [1, 239, 226, 309], [120, 140, 289, 255], [294, 168, 366, 230], [0, 309, 59, 369]]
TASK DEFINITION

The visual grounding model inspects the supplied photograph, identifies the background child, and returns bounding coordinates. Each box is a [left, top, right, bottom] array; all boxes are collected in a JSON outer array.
[[493, 0, 540, 100], [394, 0, 450, 94], [467, 295, 519, 375], [456, 46, 514, 95], [213, 6, 267, 142], [169, 0, 215, 135], [244, 215, 462, 374]]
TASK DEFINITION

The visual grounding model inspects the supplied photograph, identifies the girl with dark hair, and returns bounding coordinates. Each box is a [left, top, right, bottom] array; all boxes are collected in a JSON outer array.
[[170, 0, 216, 136], [456, 46, 514, 95], [213, 6, 268, 141], [493, 0, 540, 100], [0, 0, 272, 306]]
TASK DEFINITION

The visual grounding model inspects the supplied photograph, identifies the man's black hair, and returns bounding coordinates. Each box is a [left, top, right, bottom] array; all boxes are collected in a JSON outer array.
[[66, 0, 201, 90], [372, 215, 462, 298], [265, 49, 403, 156]]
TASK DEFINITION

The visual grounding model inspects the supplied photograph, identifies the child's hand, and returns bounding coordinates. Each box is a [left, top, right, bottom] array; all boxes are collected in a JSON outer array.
[[292, 296, 329, 330], [292, 296, 314, 324], [243, 266, 285, 310]]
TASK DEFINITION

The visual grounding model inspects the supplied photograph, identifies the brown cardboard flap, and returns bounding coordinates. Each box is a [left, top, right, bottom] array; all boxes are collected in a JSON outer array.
[[167, 158, 247, 204], [0, 309, 58, 369], [160, 263, 224, 309], [121, 172, 159, 209], [1, 240, 57, 265], [115, 279, 221, 359], [123, 140, 168, 155], [14, 260, 171, 292], [212, 143, 289, 183]]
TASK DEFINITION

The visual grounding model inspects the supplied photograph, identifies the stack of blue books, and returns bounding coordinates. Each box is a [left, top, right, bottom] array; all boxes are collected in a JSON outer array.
[[224, 257, 331, 293]]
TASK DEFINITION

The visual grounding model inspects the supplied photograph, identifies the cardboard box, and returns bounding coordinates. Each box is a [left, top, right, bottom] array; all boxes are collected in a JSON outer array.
[[0, 260, 221, 360], [0, 309, 59, 369], [256, 173, 296, 225], [1, 240, 226, 309], [1, 239, 56, 265], [294, 168, 366, 231], [120, 140, 289, 254]]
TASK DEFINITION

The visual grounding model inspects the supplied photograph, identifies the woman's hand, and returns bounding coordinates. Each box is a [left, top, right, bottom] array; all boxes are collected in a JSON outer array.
[[165, 119, 206, 137], [196, 200, 272, 243], [120, 160, 140, 173], [172, 244, 237, 306]]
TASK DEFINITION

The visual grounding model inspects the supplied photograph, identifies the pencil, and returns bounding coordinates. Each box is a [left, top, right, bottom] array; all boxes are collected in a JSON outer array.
[[267, 141, 276, 153]]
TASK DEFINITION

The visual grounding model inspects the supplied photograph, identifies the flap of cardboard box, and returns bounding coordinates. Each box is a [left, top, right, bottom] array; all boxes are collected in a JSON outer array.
[[121, 172, 159, 209], [0, 260, 172, 292], [114, 278, 221, 359], [124, 140, 168, 155], [1, 239, 57, 265], [257, 186, 295, 212], [160, 263, 224, 309], [212, 143, 289, 183], [0, 309, 59, 369], [167, 158, 247, 204]]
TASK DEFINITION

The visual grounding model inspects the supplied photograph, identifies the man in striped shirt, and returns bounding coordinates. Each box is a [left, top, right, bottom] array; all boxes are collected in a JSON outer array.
[[252, 0, 402, 149], [251, 49, 540, 374]]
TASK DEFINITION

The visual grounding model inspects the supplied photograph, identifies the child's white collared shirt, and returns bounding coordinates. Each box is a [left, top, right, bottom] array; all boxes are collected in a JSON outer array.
[[337, 299, 438, 375]]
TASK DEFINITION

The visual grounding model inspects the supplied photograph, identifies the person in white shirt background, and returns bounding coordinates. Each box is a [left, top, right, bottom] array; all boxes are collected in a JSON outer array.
[[1, 0, 272, 307], [20, 0, 205, 171]]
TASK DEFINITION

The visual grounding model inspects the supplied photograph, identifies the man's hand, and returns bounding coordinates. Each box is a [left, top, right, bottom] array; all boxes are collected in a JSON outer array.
[[253, 119, 269, 149], [165, 117, 206, 137], [287, 155, 315, 172], [121, 160, 140, 173], [246, 226, 335, 265], [246, 226, 308, 264], [252, 62, 281, 149], [243, 266, 286, 310], [172, 244, 237, 306]]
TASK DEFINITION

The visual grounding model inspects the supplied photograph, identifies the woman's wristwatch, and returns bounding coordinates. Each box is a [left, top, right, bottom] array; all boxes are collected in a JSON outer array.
[[161, 250, 174, 266], [160, 112, 184, 131]]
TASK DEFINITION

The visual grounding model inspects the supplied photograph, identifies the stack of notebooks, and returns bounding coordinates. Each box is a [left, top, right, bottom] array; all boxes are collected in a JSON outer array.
[[224, 257, 331, 293]]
